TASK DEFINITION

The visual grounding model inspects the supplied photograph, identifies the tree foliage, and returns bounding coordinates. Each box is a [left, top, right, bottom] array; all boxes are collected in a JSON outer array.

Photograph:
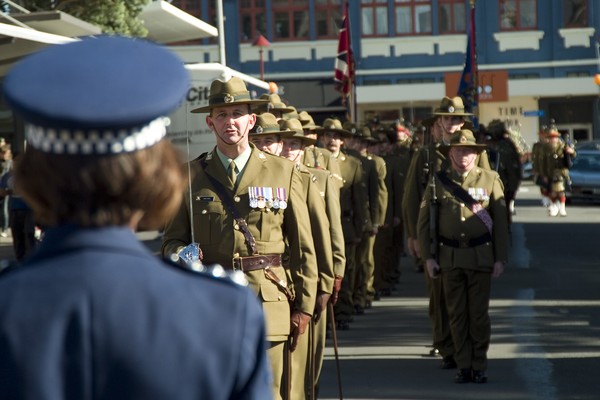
[[12, 0, 151, 37]]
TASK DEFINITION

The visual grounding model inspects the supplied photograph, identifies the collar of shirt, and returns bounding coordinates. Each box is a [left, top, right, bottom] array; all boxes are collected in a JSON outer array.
[[215, 145, 252, 174]]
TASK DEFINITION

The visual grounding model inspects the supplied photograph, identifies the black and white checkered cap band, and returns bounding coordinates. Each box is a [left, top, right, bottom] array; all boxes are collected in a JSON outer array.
[[25, 117, 169, 155]]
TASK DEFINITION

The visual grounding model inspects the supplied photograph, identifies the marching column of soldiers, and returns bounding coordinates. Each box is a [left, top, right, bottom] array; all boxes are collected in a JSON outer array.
[[161, 76, 524, 397]]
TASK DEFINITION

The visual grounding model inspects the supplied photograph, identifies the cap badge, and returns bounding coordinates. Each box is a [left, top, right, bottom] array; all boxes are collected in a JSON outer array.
[[460, 135, 467, 143], [328, 124, 335, 130], [448, 106, 455, 113], [224, 94, 234, 103], [255, 126, 263, 134]]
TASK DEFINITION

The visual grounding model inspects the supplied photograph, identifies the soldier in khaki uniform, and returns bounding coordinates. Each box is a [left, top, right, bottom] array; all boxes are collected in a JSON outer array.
[[280, 122, 345, 399], [372, 133, 410, 297], [531, 127, 551, 208], [539, 125, 576, 217], [301, 113, 344, 187], [343, 124, 387, 311], [161, 78, 318, 400], [318, 118, 369, 330], [403, 97, 491, 368], [417, 129, 509, 384]]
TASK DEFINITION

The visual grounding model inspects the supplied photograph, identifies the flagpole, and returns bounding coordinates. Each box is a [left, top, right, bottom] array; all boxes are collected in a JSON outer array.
[[470, 0, 479, 128]]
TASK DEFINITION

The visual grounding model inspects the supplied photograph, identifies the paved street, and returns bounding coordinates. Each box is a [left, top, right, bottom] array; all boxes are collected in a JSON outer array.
[[317, 181, 600, 400], [1, 180, 598, 400]]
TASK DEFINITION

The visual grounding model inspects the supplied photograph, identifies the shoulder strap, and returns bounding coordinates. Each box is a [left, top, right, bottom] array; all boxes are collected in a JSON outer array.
[[436, 170, 493, 233], [199, 158, 258, 255]]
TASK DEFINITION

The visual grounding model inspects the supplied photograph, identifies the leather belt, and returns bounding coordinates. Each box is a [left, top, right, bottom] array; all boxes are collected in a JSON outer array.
[[439, 233, 492, 248], [230, 254, 282, 272]]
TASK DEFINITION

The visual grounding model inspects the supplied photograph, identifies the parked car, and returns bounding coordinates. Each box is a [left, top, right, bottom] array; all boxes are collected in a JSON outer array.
[[575, 140, 600, 151], [521, 160, 533, 180], [567, 150, 600, 203]]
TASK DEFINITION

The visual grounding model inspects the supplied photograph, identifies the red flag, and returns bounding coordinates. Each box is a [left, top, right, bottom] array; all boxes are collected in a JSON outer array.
[[334, 2, 354, 98]]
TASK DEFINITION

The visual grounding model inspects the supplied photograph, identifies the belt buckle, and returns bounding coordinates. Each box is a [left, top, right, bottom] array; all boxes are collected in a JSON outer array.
[[459, 238, 469, 248], [232, 255, 242, 271]]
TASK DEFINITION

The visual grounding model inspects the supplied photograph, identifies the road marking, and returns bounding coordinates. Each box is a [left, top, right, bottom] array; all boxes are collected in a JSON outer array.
[[512, 288, 557, 400]]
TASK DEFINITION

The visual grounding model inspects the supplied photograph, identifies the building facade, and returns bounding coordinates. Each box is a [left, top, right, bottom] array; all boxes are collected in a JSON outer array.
[[172, 0, 600, 148]]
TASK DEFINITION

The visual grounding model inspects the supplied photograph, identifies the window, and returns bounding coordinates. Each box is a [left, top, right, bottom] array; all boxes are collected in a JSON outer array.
[[563, 0, 587, 27], [394, 0, 432, 35], [240, 0, 267, 42], [499, 0, 537, 30], [361, 0, 388, 37], [438, 0, 466, 34], [272, 0, 309, 40], [316, 0, 343, 38]]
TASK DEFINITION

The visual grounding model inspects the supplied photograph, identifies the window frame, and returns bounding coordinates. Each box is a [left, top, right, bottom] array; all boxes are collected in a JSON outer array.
[[437, 0, 466, 35], [562, 0, 588, 28], [499, 0, 538, 31], [271, 0, 310, 41], [361, 0, 389, 38], [393, 0, 433, 36]]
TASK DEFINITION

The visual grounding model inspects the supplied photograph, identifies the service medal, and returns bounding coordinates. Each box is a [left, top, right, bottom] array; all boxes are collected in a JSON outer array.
[[279, 200, 287, 209]]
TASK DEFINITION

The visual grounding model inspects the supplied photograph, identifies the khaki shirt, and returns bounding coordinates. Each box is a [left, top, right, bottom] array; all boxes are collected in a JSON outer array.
[[297, 163, 334, 294], [308, 166, 346, 278], [162, 145, 318, 341], [417, 167, 509, 271], [335, 152, 369, 243]]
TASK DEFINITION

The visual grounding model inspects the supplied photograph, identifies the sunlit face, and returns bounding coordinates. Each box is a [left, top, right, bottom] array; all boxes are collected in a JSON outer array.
[[206, 104, 255, 147], [322, 131, 344, 154], [440, 115, 465, 142], [304, 131, 318, 140], [280, 138, 304, 162], [250, 134, 282, 156], [449, 146, 478, 173]]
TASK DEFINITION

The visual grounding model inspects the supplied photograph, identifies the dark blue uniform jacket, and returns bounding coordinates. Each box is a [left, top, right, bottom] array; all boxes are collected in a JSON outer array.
[[0, 225, 272, 400]]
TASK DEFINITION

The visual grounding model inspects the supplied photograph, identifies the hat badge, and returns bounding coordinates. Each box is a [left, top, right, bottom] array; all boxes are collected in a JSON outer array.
[[448, 106, 455, 113], [328, 124, 335, 130], [351, 128, 356, 134], [224, 94, 234, 103], [255, 126, 263, 134], [460, 135, 467, 143]]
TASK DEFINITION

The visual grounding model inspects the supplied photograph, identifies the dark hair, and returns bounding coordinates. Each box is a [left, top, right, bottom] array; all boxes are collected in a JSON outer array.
[[15, 141, 187, 229]]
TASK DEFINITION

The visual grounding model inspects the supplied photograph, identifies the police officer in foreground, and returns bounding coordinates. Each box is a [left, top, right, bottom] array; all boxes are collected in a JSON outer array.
[[162, 77, 318, 400], [417, 129, 509, 384], [0, 36, 272, 399]]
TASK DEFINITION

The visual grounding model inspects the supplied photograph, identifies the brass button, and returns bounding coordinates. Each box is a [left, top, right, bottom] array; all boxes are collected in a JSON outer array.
[[460, 233, 465, 237], [201, 209, 207, 215], [259, 259, 264, 264], [461, 217, 466, 222], [234, 224, 240, 230], [234, 196, 241, 202], [460, 203, 465, 207]]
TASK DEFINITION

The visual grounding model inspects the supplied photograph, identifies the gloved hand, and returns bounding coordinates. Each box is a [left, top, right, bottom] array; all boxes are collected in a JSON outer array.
[[289, 311, 312, 352], [330, 275, 343, 305], [313, 291, 331, 323]]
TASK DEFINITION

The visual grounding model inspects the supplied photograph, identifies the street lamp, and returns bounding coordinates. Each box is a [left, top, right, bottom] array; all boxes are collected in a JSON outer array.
[[252, 34, 270, 81]]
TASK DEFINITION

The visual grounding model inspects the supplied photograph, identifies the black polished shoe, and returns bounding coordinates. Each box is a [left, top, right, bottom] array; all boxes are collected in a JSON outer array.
[[429, 348, 441, 357], [472, 370, 488, 384], [440, 356, 457, 369], [336, 320, 350, 331], [454, 368, 472, 384]]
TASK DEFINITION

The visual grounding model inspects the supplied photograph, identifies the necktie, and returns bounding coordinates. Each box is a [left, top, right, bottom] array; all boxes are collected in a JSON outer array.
[[228, 160, 237, 185]]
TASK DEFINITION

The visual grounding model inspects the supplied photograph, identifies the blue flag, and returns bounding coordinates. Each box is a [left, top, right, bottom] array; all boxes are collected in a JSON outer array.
[[457, 4, 478, 127]]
